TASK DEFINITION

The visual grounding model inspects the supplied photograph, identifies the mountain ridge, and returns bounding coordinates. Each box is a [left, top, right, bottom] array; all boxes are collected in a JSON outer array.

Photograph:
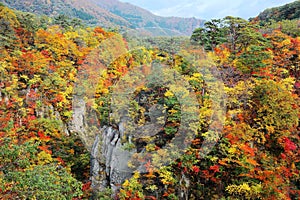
[[0, 0, 205, 36], [257, 0, 300, 22]]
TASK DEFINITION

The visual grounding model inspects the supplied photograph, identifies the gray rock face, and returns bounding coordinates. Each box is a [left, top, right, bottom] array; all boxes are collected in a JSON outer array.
[[70, 96, 100, 150], [90, 126, 135, 194], [71, 97, 136, 195]]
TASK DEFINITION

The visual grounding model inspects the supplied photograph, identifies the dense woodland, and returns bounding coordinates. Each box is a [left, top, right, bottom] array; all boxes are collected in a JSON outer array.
[[0, 1, 300, 200]]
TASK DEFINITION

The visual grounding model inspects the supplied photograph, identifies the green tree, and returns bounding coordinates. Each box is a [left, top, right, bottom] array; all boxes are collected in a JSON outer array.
[[0, 140, 83, 199], [236, 44, 272, 74], [223, 16, 249, 52], [191, 19, 226, 50]]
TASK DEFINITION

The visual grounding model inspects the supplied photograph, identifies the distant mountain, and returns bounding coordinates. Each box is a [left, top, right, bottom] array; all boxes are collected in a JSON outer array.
[[0, 0, 130, 28], [257, 0, 300, 22], [0, 0, 204, 36]]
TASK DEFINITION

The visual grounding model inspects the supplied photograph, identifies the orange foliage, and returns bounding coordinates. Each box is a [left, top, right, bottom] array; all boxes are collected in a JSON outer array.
[[240, 144, 256, 157], [38, 145, 52, 154]]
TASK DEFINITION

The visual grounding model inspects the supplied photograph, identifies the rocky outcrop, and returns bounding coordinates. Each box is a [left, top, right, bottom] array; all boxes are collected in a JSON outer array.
[[71, 96, 135, 195], [70, 96, 100, 150], [90, 125, 135, 193]]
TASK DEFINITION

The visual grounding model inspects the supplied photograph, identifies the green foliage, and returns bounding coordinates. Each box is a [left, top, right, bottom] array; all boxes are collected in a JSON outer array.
[[257, 1, 300, 22], [0, 139, 38, 173], [0, 140, 83, 199], [262, 19, 300, 37], [54, 14, 84, 30], [4, 165, 83, 199], [191, 19, 227, 50], [236, 44, 271, 74], [71, 8, 95, 21], [94, 188, 113, 200], [0, 5, 20, 48]]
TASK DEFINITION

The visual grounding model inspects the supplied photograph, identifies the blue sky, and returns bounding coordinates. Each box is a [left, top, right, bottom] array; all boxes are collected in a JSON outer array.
[[120, 0, 295, 20]]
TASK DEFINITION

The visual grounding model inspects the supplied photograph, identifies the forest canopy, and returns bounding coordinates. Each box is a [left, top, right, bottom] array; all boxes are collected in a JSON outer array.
[[0, 2, 299, 200]]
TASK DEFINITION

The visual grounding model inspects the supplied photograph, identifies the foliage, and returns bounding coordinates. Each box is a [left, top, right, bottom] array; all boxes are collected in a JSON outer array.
[[0, 3, 300, 200], [0, 139, 83, 199], [3, 164, 83, 199], [0, 5, 111, 198], [256, 1, 300, 22], [0, 0, 204, 36], [119, 172, 145, 200], [226, 182, 262, 200]]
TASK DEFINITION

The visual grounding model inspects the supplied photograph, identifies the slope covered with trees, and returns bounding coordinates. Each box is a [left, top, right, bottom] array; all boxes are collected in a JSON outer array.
[[0, 4, 119, 198], [0, 0, 204, 36], [0, 1, 299, 200], [257, 0, 300, 22]]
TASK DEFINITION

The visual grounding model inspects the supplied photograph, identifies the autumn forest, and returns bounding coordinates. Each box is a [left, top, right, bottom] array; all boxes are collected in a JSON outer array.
[[0, 1, 299, 200]]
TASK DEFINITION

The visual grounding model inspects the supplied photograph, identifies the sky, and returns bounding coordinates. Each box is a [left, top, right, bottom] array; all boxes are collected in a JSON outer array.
[[120, 0, 296, 20]]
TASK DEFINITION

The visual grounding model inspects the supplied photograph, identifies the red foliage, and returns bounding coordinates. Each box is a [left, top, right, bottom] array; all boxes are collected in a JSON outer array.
[[28, 115, 36, 121], [41, 50, 50, 58], [37, 131, 51, 141], [82, 181, 91, 191], [117, 65, 128, 74], [56, 157, 65, 165], [237, 113, 244, 122], [295, 81, 300, 88], [280, 153, 287, 159], [209, 165, 220, 173], [280, 166, 292, 178], [225, 133, 239, 145], [76, 59, 84, 65], [145, 196, 157, 200], [192, 165, 200, 173], [283, 137, 297, 152]]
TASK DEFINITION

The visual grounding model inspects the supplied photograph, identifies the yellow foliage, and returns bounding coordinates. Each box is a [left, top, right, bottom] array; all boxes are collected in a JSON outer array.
[[164, 90, 174, 97], [192, 72, 202, 78], [37, 151, 53, 165], [246, 158, 258, 166], [228, 146, 237, 154], [0, 6, 20, 28], [146, 184, 158, 192], [226, 182, 262, 200], [145, 144, 156, 152], [122, 179, 130, 187], [133, 171, 140, 179], [168, 109, 178, 114], [159, 167, 176, 185]]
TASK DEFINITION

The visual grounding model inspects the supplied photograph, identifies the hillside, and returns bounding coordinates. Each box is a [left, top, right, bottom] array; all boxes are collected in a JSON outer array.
[[0, 2, 300, 199], [0, 0, 130, 28], [257, 0, 300, 22], [0, 0, 204, 36], [91, 0, 204, 35]]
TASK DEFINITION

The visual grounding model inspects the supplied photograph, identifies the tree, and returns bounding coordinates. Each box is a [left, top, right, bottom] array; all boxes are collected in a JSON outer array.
[[191, 27, 208, 50], [236, 44, 272, 74], [0, 140, 83, 199], [223, 16, 249, 52], [191, 19, 226, 50]]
